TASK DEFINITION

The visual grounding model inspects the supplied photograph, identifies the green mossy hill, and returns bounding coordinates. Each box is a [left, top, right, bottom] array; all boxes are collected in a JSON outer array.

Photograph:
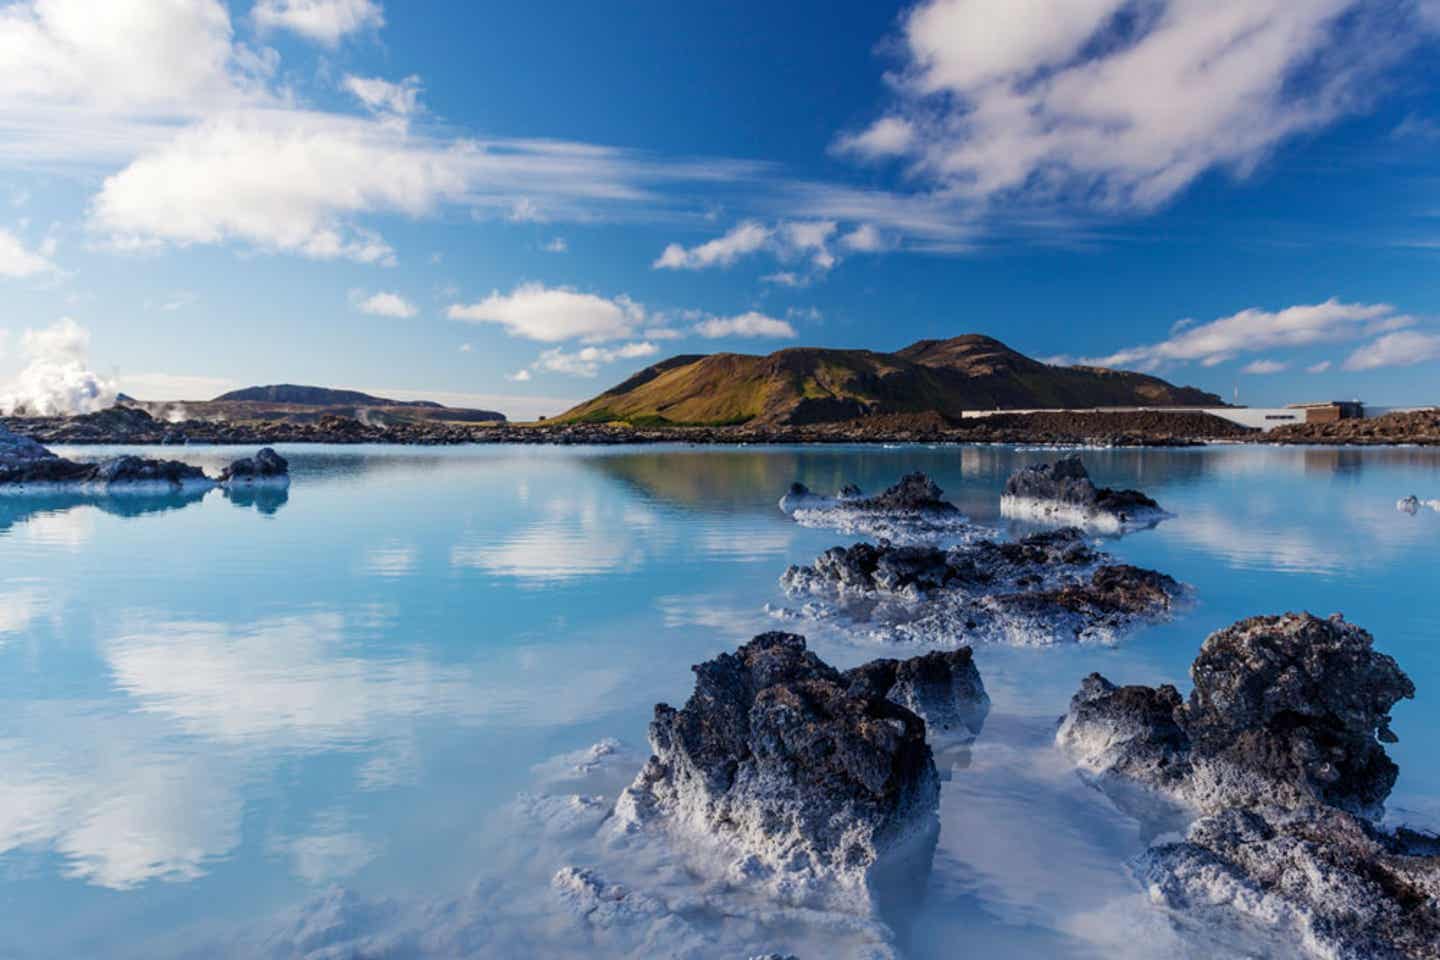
[[557, 334, 1221, 427]]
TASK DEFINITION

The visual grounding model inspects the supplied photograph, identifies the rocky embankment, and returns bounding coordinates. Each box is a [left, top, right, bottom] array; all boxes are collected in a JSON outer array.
[[5, 406, 1260, 447], [1001, 456, 1167, 531], [779, 527, 1182, 646], [608, 633, 988, 910], [1057, 612, 1437, 958], [1265, 408, 1440, 445], [0, 420, 286, 492]]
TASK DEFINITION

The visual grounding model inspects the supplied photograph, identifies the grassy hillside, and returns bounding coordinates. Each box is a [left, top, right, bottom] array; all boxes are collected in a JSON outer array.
[[557, 335, 1221, 427]]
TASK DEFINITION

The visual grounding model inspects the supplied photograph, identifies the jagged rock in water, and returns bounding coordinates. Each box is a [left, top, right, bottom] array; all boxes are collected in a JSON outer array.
[[843, 649, 990, 741], [611, 632, 940, 909], [779, 529, 1180, 646], [1139, 805, 1440, 960], [219, 447, 290, 486], [1001, 456, 1166, 531], [0, 421, 213, 491], [1059, 612, 1414, 819], [779, 472, 971, 543], [1058, 612, 1435, 959], [852, 472, 958, 514]]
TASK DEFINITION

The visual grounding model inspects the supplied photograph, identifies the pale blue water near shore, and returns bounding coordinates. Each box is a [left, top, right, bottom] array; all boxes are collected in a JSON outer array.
[[1, 443, 1437, 958]]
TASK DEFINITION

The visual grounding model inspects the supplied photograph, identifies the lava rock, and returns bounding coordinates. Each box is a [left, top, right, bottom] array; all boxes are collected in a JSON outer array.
[[1059, 612, 1414, 818], [843, 648, 990, 741], [852, 472, 959, 514], [780, 529, 1178, 645], [219, 447, 290, 485], [1001, 456, 1165, 530], [1059, 612, 1435, 959], [0, 423, 213, 491], [1140, 805, 1440, 960], [612, 632, 940, 908]]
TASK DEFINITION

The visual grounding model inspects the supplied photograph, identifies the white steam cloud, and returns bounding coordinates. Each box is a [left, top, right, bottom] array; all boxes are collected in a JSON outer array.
[[0, 318, 117, 416]]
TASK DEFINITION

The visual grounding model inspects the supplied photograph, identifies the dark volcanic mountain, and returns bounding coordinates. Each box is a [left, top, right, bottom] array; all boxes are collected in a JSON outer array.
[[558, 334, 1221, 426], [214, 384, 444, 407]]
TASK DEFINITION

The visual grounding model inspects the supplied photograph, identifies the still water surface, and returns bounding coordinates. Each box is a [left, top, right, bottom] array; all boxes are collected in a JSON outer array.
[[0, 443, 1436, 958]]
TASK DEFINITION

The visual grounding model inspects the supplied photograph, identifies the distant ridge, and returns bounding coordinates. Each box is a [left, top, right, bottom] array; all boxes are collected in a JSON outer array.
[[213, 384, 444, 408], [559, 334, 1221, 427]]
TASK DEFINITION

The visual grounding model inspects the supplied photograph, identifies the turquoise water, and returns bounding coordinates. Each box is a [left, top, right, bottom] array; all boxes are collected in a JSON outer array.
[[0, 443, 1436, 958]]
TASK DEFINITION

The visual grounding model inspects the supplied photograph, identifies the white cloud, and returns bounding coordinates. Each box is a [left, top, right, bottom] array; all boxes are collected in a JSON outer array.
[[252, 0, 383, 45], [355, 290, 417, 318], [1241, 359, 1287, 374], [532, 342, 658, 378], [642, 327, 685, 340], [458, 342, 472, 353], [0, 227, 55, 276], [839, 223, 884, 252], [541, 237, 567, 253], [654, 218, 845, 276], [1081, 300, 1413, 370], [447, 283, 644, 343], [834, 116, 915, 158], [1343, 330, 1440, 370], [654, 220, 771, 269], [506, 369, 532, 382], [0, 317, 116, 415], [842, 0, 1426, 211], [343, 74, 420, 116], [760, 271, 805, 288], [692, 311, 797, 339], [1306, 360, 1332, 374]]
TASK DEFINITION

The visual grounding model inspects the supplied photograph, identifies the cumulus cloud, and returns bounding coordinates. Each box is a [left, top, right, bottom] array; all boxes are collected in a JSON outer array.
[[1306, 360, 1333, 374], [354, 291, 417, 318], [447, 283, 644, 343], [541, 237, 567, 253], [252, 0, 383, 45], [1343, 330, 1440, 370], [653, 218, 873, 277], [692, 311, 797, 339], [840, 0, 1430, 211], [1241, 359, 1287, 374], [506, 368, 531, 382], [532, 341, 659, 377], [654, 220, 771, 269], [0, 227, 55, 277], [0, 317, 117, 415], [1080, 300, 1413, 370], [343, 74, 421, 116]]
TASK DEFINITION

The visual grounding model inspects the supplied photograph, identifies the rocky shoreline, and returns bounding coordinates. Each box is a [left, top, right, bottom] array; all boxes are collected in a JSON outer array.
[[7, 404, 1439, 446]]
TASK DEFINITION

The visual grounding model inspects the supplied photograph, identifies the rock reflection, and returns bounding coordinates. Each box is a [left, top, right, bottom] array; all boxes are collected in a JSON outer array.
[[223, 483, 289, 514]]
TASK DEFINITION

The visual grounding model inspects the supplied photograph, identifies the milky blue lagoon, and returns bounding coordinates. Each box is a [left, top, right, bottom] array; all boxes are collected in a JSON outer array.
[[1, 443, 1437, 959]]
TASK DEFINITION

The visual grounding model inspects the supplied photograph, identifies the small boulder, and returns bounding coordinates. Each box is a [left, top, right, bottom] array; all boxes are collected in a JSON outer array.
[[219, 447, 290, 486], [1001, 456, 1164, 531]]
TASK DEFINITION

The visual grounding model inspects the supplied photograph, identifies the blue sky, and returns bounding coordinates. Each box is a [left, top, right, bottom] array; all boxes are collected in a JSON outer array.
[[2, 0, 1440, 418]]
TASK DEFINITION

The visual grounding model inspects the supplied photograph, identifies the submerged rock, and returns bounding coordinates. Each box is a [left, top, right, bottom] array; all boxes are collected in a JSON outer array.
[[612, 632, 941, 909], [779, 528, 1180, 646], [219, 447, 290, 486], [1058, 612, 1436, 959], [842, 648, 990, 741], [1058, 612, 1414, 818], [1001, 456, 1166, 531]]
